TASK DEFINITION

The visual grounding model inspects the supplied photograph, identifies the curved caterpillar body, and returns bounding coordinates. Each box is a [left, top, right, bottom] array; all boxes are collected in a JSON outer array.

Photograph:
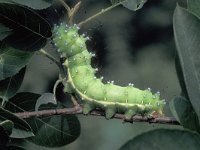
[[53, 23, 166, 119]]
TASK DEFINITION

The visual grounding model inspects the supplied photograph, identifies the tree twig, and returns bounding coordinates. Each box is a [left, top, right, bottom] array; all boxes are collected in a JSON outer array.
[[53, 78, 63, 98], [78, 1, 125, 27], [39, 49, 60, 68], [59, 0, 71, 15], [39, 49, 66, 77], [15, 105, 180, 125], [71, 94, 80, 107], [69, 1, 82, 25]]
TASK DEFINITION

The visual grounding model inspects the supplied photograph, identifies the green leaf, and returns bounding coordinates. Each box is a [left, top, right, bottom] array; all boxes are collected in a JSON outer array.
[[0, 120, 14, 136], [169, 96, 200, 132], [0, 42, 33, 80], [0, 67, 25, 104], [27, 114, 81, 147], [0, 107, 34, 138], [173, 5, 200, 124], [0, 120, 14, 148], [35, 93, 57, 111], [5, 92, 41, 112], [7, 146, 26, 150], [0, 0, 54, 10], [0, 124, 9, 147], [0, 3, 52, 51], [0, 23, 12, 40], [120, 129, 200, 150], [5, 92, 57, 112], [5, 92, 81, 147], [188, 0, 200, 18], [175, 56, 189, 99], [110, 0, 147, 11]]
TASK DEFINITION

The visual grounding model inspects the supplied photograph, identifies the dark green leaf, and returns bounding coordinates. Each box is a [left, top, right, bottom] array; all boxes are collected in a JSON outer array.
[[5, 92, 57, 112], [0, 67, 25, 104], [0, 107, 34, 138], [0, 120, 14, 136], [7, 146, 26, 150], [120, 129, 200, 150], [0, 23, 12, 40], [0, 3, 52, 51], [173, 5, 200, 124], [35, 93, 57, 111], [27, 114, 81, 147], [0, 42, 33, 80], [188, 0, 200, 18], [169, 96, 200, 132], [0, 124, 9, 147], [5, 92, 40, 112], [175, 56, 189, 99], [110, 0, 147, 11], [0, 0, 54, 10], [5, 92, 81, 147]]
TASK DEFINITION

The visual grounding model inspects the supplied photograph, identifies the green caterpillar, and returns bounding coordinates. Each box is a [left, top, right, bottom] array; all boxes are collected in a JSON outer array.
[[53, 23, 166, 119]]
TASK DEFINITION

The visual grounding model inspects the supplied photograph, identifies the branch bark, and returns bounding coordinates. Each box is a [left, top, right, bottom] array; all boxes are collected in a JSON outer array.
[[15, 106, 180, 125]]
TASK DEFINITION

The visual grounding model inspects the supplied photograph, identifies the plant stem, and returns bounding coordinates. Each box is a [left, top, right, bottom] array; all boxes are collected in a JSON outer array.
[[71, 94, 80, 107], [59, 0, 71, 16], [53, 78, 62, 96], [39, 49, 66, 77], [78, 1, 125, 27], [15, 105, 180, 125], [39, 49, 60, 66], [1, 100, 7, 108], [69, 1, 81, 25]]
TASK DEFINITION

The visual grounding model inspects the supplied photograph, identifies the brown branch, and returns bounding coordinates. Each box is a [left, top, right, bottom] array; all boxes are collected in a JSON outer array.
[[68, 1, 81, 25], [15, 106, 180, 125], [78, 1, 123, 27], [59, 0, 71, 15]]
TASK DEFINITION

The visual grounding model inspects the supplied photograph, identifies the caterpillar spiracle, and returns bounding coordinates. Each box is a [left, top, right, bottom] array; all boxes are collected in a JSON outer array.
[[53, 23, 166, 119]]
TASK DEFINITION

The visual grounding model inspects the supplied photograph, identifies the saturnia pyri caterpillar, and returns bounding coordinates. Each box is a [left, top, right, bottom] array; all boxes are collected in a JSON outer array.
[[52, 23, 166, 119]]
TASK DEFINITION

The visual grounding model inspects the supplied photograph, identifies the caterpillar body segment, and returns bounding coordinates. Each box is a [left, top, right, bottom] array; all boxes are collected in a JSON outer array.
[[53, 23, 166, 119]]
